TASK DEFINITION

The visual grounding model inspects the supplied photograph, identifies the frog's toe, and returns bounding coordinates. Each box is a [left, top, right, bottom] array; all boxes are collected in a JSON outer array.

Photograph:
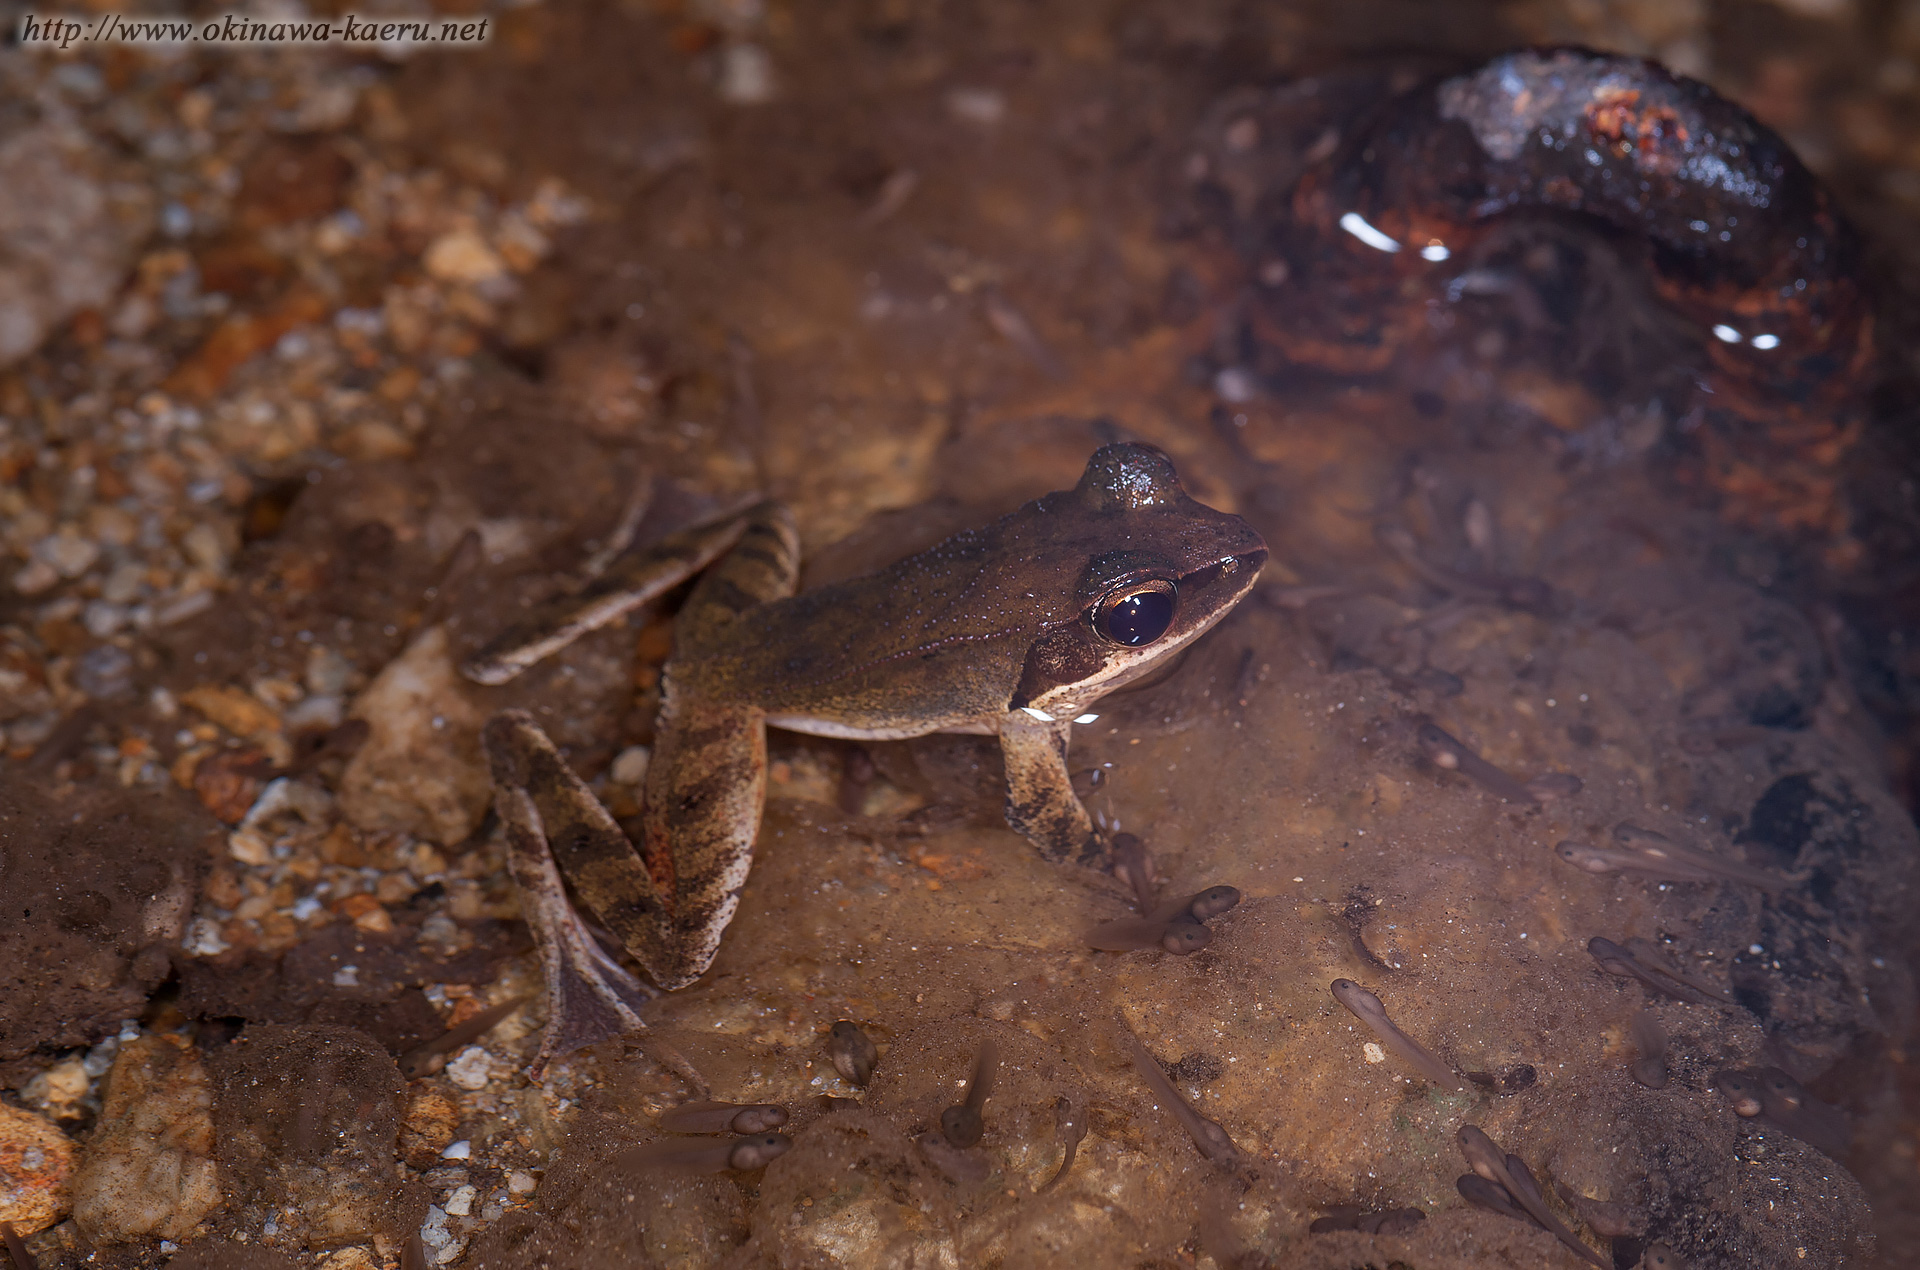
[[534, 922, 660, 1076], [1075, 831, 1114, 869]]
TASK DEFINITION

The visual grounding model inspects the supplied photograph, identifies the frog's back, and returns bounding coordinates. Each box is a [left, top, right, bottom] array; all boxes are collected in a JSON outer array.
[[677, 443, 1267, 739]]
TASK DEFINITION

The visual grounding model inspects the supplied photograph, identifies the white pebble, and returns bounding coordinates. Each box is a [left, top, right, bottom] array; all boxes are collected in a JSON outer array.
[[35, 529, 100, 578], [717, 42, 775, 104], [506, 1170, 537, 1194], [183, 917, 230, 957], [1362, 1042, 1387, 1064], [610, 745, 651, 786], [441, 1138, 473, 1160], [446, 1047, 493, 1091], [443, 1184, 476, 1217]]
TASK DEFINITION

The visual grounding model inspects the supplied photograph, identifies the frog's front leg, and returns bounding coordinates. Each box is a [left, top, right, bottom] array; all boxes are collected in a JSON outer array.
[[998, 709, 1106, 866]]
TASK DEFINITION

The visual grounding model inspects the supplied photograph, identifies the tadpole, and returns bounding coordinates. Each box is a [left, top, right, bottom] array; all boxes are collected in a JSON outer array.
[[398, 995, 530, 1079], [1330, 979, 1463, 1090], [618, 1133, 792, 1173], [828, 1020, 878, 1085], [1122, 1026, 1245, 1167], [1, 1222, 37, 1270], [1457, 1125, 1607, 1268], [939, 1039, 998, 1148], [1414, 720, 1540, 805], [1628, 1010, 1669, 1089], [1038, 1094, 1087, 1192], [656, 1099, 790, 1134]]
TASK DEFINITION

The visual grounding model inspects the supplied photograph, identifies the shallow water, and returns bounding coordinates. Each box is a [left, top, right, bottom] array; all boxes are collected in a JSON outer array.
[[3, 2, 1919, 1267]]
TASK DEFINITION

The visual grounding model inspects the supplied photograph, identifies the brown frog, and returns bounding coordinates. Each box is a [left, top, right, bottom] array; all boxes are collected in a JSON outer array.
[[466, 445, 1267, 1071]]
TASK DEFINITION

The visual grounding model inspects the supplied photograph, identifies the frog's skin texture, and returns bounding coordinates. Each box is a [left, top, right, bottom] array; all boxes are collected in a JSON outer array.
[[466, 444, 1268, 1072]]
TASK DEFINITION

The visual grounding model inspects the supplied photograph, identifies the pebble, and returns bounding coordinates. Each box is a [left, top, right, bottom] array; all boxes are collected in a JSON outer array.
[[20, 1059, 90, 1115], [83, 600, 127, 637], [11, 557, 59, 595], [445, 1047, 494, 1093], [441, 1135, 475, 1158], [0, 123, 150, 366], [505, 1170, 537, 1195], [73, 644, 135, 699], [444, 1184, 476, 1217], [35, 529, 101, 578], [718, 43, 777, 104], [423, 230, 507, 285], [0, 1101, 75, 1234], [610, 744, 651, 786], [70, 1035, 219, 1243], [337, 625, 490, 845]]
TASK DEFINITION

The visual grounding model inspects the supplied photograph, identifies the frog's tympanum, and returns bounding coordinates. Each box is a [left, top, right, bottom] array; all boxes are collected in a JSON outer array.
[[464, 444, 1267, 1071]]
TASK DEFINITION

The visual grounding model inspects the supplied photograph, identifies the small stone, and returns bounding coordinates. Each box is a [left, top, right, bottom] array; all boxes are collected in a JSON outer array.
[[35, 529, 100, 578], [11, 557, 59, 595], [443, 1184, 475, 1217], [192, 747, 272, 824], [70, 1035, 219, 1243], [179, 522, 231, 574], [305, 646, 355, 697], [445, 1047, 493, 1092], [21, 1059, 91, 1114], [73, 643, 135, 699], [400, 1091, 458, 1169], [181, 684, 283, 743], [228, 828, 271, 866], [0, 1101, 75, 1235], [610, 745, 651, 786], [505, 1170, 536, 1195], [318, 1249, 381, 1270], [82, 600, 127, 637], [338, 626, 489, 846], [284, 694, 344, 731], [423, 230, 506, 285], [182, 917, 230, 957], [101, 560, 147, 603], [717, 42, 776, 104], [441, 1137, 474, 1159]]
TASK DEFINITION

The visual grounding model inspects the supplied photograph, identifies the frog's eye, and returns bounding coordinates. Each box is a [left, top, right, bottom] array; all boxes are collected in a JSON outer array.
[[1093, 579, 1177, 646]]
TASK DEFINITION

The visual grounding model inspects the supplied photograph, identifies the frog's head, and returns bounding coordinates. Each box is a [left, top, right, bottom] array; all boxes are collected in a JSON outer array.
[[1010, 443, 1267, 718]]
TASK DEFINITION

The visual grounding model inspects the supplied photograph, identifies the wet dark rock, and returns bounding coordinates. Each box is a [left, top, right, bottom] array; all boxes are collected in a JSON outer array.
[[207, 1024, 423, 1249], [0, 776, 207, 1061]]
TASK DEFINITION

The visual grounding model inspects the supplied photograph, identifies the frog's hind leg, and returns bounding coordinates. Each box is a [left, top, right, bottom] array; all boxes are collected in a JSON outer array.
[[998, 709, 1106, 866], [462, 504, 762, 686], [484, 710, 673, 1076], [642, 503, 801, 988]]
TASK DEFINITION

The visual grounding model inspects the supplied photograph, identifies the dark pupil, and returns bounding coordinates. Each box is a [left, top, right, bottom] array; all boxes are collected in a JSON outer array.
[[1103, 588, 1175, 646]]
